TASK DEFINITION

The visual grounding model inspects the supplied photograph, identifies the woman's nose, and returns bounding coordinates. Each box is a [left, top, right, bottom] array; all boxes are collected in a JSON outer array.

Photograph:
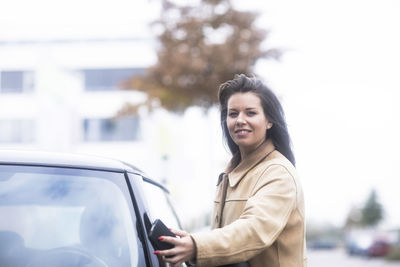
[[236, 113, 246, 124]]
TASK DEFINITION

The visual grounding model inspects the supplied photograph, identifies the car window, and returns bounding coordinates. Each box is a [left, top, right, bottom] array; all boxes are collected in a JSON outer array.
[[140, 179, 181, 230], [0, 165, 146, 267]]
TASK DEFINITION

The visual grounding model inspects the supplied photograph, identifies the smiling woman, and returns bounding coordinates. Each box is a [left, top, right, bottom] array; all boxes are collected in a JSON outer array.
[[153, 74, 306, 267], [226, 92, 273, 158], [219, 74, 295, 170]]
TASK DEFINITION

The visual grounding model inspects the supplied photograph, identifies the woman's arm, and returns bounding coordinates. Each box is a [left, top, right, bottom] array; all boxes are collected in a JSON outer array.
[[192, 164, 297, 266], [156, 164, 297, 267]]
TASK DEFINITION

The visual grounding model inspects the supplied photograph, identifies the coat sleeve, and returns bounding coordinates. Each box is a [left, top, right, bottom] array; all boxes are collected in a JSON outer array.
[[191, 164, 297, 267]]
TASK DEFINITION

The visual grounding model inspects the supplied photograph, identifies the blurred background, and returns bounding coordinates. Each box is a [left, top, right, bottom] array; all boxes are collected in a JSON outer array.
[[1, 0, 400, 265]]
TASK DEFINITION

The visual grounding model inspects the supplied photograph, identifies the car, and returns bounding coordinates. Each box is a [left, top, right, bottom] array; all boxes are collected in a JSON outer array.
[[367, 240, 390, 257], [307, 239, 337, 250], [0, 150, 182, 267], [345, 229, 373, 256]]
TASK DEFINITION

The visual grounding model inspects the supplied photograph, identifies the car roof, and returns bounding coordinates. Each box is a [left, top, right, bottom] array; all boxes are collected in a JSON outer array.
[[0, 149, 144, 174]]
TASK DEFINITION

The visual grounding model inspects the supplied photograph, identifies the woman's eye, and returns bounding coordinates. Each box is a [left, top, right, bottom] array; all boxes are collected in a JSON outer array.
[[247, 111, 257, 116], [228, 112, 237, 117]]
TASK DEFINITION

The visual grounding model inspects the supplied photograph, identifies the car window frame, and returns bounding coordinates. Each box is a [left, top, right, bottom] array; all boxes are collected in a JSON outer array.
[[127, 172, 184, 267]]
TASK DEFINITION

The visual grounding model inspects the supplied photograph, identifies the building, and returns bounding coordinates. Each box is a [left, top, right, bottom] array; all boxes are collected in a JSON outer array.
[[0, 37, 228, 227], [0, 37, 158, 161]]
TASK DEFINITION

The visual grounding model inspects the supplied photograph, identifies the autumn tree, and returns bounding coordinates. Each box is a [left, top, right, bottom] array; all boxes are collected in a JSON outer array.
[[122, 0, 280, 112]]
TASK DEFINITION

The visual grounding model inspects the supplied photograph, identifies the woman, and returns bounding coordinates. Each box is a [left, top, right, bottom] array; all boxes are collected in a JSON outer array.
[[155, 74, 306, 267]]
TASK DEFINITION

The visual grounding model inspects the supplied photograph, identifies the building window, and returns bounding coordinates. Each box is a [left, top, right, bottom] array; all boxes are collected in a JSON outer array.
[[0, 71, 34, 93], [0, 119, 35, 143], [83, 68, 145, 91], [83, 116, 140, 142]]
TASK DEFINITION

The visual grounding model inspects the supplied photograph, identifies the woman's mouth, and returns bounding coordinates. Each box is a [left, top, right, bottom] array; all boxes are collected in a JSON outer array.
[[235, 129, 251, 136]]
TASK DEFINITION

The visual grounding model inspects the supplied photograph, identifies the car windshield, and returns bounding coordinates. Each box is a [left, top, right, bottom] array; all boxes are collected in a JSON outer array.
[[0, 165, 144, 267]]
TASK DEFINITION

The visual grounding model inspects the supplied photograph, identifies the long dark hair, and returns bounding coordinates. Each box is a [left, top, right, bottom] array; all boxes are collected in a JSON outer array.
[[218, 74, 295, 169]]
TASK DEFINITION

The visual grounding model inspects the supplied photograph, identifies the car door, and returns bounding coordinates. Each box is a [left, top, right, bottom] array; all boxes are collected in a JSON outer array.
[[127, 172, 183, 267]]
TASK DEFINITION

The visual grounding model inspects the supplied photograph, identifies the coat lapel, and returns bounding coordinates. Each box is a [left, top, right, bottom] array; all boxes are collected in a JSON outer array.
[[227, 139, 275, 188]]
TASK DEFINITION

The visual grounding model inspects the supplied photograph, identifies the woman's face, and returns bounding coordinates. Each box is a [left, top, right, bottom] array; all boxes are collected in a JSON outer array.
[[227, 92, 272, 156]]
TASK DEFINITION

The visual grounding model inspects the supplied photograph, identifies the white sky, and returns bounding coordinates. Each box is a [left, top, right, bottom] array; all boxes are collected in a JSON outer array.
[[1, 0, 399, 227], [248, 0, 400, 227]]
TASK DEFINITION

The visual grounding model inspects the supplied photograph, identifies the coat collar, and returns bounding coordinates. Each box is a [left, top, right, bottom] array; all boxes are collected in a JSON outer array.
[[227, 139, 275, 188]]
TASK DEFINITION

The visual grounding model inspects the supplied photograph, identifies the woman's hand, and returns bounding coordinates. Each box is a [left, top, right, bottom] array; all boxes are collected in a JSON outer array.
[[154, 228, 196, 267]]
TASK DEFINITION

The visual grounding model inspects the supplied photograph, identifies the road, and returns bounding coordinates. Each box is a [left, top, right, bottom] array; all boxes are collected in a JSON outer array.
[[308, 249, 400, 267]]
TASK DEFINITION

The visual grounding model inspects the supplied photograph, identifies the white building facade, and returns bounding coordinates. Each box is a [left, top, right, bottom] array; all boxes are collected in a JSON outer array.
[[0, 38, 155, 158], [0, 38, 228, 227]]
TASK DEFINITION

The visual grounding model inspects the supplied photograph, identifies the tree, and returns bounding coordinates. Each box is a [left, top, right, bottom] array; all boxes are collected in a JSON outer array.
[[122, 0, 281, 112], [343, 189, 384, 229], [360, 189, 384, 227]]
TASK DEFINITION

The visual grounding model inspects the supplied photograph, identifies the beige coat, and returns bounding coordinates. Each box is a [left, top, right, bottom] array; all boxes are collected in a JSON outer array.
[[191, 139, 307, 267]]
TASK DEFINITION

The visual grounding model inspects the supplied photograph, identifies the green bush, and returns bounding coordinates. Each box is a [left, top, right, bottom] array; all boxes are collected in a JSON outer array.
[[386, 246, 400, 261]]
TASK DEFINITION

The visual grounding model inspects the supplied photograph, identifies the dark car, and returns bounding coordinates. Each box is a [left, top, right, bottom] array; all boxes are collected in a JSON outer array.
[[0, 150, 182, 267]]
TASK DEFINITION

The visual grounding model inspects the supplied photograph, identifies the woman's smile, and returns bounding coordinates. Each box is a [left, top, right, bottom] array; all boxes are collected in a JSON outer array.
[[234, 129, 252, 137], [226, 92, 272, 157]]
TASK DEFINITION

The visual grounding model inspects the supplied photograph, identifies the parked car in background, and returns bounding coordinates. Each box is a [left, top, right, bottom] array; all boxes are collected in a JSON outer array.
[[0, 150, 182, 267], [307, 238, 338, 250], [345, 228, 393, 258], [368, 240, 390, 257]]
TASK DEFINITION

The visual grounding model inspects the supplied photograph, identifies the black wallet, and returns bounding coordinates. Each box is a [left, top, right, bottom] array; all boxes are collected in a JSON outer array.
[[148, 219, 176, 251]]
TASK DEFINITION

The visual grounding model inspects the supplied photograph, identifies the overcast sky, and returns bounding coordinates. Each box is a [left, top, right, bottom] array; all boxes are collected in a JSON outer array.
[[251, 0, 400, 227], [1, 0, 399, 227]]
